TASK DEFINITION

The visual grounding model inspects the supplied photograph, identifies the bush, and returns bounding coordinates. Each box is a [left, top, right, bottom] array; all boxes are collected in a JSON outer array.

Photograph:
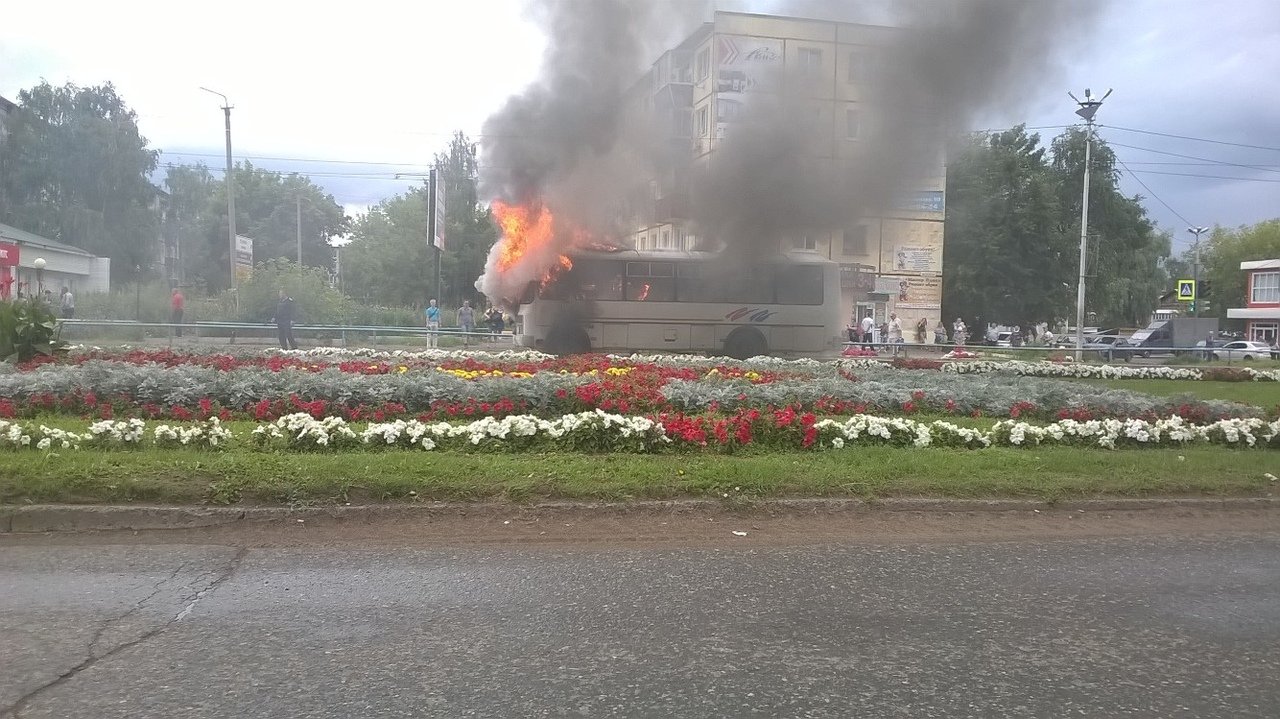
[[0, 298, 67, 362]]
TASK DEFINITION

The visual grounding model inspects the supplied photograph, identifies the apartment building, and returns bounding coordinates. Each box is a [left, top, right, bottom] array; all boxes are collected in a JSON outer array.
[[625, 11, 946, 333]]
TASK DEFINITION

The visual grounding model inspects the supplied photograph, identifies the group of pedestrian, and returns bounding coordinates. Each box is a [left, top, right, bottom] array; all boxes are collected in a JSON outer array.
[[423, 298, 507, 347]]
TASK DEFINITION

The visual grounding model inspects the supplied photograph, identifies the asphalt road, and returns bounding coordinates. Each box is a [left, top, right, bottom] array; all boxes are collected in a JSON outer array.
[[3, 515, 1279, 718]]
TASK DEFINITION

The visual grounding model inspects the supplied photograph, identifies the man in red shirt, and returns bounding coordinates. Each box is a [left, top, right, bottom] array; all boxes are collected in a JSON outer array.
[[171, 288, 185, 337]]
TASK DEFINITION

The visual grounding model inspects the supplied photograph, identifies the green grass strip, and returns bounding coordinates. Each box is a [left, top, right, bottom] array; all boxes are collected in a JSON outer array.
[[1, 446, 1273, 506]]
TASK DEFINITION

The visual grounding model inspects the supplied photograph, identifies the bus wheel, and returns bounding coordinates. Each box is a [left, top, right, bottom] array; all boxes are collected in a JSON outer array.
[[724, 327, 768, 360], [547, 323, 591, 355]]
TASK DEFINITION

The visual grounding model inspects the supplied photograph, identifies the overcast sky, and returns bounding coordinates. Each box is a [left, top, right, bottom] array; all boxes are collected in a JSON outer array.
[[3, 0, 1277, 253]]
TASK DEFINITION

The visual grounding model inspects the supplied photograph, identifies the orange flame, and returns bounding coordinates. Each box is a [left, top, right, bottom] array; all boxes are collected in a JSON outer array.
[[491, 199, 574, 288]]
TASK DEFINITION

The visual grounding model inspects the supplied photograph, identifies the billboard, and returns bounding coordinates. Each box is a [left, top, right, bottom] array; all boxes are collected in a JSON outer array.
[[234, 235, 253, 280], [0, 242, 19, 267], [432, 169, 447, 250], [714, 35, 782, 139]]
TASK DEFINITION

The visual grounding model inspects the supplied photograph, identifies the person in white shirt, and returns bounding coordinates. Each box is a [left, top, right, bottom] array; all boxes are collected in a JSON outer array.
[[860, 313, 875, 346], [887, 312, 903, 355]]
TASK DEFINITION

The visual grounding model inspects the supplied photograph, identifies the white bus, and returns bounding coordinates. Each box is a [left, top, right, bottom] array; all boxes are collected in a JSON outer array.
[[513, 249, 844, 359]]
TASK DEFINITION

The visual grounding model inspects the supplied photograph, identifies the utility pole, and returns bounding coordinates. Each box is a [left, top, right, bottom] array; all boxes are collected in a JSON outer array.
[[296, 195, 303, 265], [200, 87, 237, 301], [1188, 226, 1208, 317], [1068, 88, 1111, 358]]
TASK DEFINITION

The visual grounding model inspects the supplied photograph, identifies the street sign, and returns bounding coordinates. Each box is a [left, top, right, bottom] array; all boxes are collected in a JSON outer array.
[[1176, 279, 1196, 302]]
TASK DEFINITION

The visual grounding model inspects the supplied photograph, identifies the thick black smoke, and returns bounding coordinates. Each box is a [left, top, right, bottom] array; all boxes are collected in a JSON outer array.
[[477, 0, 1103, 303]]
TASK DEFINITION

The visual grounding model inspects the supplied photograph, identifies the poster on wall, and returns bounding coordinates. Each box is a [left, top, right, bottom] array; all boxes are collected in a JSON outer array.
[[893, 275, 942, 310], [881, 219, 943, 273], [891, 246, 939, 273]]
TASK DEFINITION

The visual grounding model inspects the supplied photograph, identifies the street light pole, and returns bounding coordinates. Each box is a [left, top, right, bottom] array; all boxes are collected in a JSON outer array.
[[1188, 226, 1209, 317], [200, 87, 237, 298], [1069, 88, 1111, 359]]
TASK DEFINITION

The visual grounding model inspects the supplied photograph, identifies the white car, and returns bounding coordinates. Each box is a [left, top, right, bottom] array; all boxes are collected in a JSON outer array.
[[1212, 340, 1274, 361]]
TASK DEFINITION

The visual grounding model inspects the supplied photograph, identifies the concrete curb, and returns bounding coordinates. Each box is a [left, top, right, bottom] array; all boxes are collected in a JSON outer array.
[[1, 496, 1276, 534]]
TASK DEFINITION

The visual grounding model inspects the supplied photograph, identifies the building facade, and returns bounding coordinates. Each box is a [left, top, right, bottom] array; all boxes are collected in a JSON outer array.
[[624, 11, 946, 337], [0, 222, 111, 299], [1226, 259, 1280, 346]]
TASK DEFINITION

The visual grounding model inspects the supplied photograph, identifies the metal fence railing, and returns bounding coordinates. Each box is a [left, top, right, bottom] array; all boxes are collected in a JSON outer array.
[[55, 319, 514, 349], [840, 339, 1278, 365]]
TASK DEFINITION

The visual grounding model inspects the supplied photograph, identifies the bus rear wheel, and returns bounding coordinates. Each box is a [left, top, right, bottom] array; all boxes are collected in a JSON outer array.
[[724, 327, 768, 360], [547, 323, 591, 355]]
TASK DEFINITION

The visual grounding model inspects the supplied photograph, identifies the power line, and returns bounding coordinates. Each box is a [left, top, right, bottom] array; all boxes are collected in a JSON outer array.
[[1112, 155, 1197, 228], [1103, 140, 1280, 174], [1123, 168, 1280, 183], [1102, 125, 1280, 153]]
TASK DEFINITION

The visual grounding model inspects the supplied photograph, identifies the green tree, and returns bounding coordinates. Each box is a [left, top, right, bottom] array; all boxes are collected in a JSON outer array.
[[0, 81, 159, 280], [162, 163, 218, 286], [1202, 219, 1280, 321], [942, 126, 1074, 328], [1049, 128, 1170, 328], [343, 132, 497, 307], [180, 162, 348, 291]]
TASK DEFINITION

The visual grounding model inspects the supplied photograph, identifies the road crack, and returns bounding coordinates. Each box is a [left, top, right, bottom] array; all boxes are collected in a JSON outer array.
[[2, 547, 248, 718]]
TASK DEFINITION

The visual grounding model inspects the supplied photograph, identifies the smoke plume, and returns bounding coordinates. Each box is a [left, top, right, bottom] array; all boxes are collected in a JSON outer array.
[[476, 0, 1103, 304]]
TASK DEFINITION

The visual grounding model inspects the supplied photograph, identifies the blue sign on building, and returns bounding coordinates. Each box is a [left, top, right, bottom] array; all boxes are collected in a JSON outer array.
[[896, 191, 945, 213]]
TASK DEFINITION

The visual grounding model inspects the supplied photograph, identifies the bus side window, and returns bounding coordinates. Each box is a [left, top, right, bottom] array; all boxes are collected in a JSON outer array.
[[726, 266, 775, 304], [626, 261, 675, 301], [677, 263, 719, 302], [578, 260, 625, 301], [775, 265, 823, 305]]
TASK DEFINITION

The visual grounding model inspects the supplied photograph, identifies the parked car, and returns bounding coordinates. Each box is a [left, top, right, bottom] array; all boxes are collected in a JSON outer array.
[[1212, 340, 1274, 361], [1093, 337, 1140, 362]]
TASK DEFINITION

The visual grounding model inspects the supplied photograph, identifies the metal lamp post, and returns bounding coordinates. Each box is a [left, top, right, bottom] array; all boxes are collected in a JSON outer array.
[[1068, 87, 1111, 359], [33, 257, 46, 297]]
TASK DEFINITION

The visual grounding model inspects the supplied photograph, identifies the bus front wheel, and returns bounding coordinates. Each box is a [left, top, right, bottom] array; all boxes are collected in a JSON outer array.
[[724, 327, 768, 360]]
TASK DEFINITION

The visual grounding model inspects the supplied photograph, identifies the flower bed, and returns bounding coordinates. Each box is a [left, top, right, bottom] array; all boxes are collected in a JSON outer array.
[[835, 358, 1280, 382], [0, 349, 1260, 424], [1, 413, 1277, 453]]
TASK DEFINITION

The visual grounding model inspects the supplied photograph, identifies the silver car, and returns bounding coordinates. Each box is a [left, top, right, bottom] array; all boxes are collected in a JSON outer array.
[[1212, 340, 1274, 361]]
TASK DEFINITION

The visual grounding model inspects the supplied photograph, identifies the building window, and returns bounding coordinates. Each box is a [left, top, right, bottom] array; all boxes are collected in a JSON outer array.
[[847, 50, 867, 83], [796, 235, 818, 251], [845, 108, 860, 139], [798, 47, 823, 73], [696, 106, 709, 137], [696, 47, 711, 81], [843, 226, 868, 255], [1252, 271, 1280, 304]]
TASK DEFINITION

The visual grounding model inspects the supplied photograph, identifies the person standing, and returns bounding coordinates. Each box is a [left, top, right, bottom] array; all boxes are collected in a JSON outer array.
[[860, 312, 875, 347], [934, 321, 947, 345], [58, 287, 75, 319], [273, 289, 298, 350], [424, 298, 441, 348], [486, 306, 505, 342], [457, 300, 475, 346], [914, 317, 928, 344], [887, 312, 903, 356], [170, 288, 185, 338]]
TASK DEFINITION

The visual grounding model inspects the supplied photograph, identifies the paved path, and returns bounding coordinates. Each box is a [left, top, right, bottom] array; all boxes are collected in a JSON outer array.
[[3, 514, 1279, 718]]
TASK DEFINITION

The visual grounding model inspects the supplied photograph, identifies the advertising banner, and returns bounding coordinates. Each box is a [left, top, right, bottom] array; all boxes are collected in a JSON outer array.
[[894, 275, 943, 310], [881, 219, 943, 273]]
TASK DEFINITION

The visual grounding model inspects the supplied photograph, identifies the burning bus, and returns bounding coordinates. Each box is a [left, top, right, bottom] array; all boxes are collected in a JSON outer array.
[[478, 202, 844, 359]]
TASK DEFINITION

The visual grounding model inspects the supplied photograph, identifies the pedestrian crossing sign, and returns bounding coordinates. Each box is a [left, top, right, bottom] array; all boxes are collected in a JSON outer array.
[[1177, 279, 1196, 302]]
